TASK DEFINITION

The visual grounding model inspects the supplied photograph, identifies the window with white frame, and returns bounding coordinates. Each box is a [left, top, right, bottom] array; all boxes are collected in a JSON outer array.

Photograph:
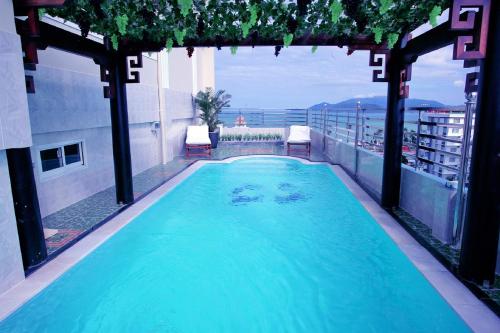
[[39, 141, 85, 177]]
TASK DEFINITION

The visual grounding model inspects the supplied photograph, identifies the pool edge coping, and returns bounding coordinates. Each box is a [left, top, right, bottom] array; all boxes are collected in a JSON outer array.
[[329, 165, 500, 333], [0, 155, 498, 332]]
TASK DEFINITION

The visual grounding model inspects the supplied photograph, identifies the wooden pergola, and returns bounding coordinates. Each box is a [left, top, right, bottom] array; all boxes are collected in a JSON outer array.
[[9, 0, 499, 295]]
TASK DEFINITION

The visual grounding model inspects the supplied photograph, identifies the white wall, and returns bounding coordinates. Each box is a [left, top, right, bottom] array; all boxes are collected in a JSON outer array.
[[158, 47, 215, 162], [31, 127, 115, 217], [167, 47, 215, 95], [0, 151, 25, 295], [196, 48, 215, 92], [162, 89, 196, 161], [26, 43, 216, 215], [0, 9, 215, 294], [27, 48, 165, 217], [168, 49, 195, 94], [0, 0, 31, 294], [0, 0, 32, 150]]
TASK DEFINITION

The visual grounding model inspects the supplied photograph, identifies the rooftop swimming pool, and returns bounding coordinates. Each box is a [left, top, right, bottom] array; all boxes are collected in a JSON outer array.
[[0, 158, 470, 332]]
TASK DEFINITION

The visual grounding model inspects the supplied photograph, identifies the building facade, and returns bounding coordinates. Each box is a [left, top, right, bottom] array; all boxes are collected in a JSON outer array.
[[0, 3, 214, 295], [418, 111, 465, 180]]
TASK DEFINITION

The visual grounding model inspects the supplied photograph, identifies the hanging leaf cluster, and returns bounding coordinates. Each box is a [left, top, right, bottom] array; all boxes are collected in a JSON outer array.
[[48, 0, 449, 52]]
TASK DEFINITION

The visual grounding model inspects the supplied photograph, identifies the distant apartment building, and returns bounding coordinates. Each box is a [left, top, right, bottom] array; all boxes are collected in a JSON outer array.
[[418, 111, 465, 180]]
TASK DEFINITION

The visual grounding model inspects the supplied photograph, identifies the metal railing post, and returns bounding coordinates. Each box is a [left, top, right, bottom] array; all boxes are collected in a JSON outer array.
[[335, 111, 339, 140], [452, 92, 476, 247], [361, 108, 366, 149], [346, 110, 350, 143], [322, 107, 327, 136], [322, 108, 327, 151], [415, 109, 422, 170], [354, 102, 361, 176]]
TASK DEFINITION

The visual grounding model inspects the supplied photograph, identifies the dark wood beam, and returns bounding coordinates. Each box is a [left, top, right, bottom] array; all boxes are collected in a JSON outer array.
[[120, 34, 378, 53], [401, 12, 468, 63], [14, 0, 65, 8], [16, 18, 109, 64]]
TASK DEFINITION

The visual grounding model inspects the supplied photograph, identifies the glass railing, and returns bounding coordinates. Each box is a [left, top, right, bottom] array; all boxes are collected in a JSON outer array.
[[306, 100, 477, 258], [219, 108, 308, 128]]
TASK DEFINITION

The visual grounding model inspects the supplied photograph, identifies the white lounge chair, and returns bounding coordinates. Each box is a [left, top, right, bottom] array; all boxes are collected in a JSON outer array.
[[287, 125, 311, 156], [185, 125, 212, 157]]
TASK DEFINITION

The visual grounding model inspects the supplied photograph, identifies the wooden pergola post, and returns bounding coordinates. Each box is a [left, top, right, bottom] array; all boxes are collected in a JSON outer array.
[[381, 43, 408, 208], [106, 52, 135, 205], [6, 148, 47, 270], [459, 0, 500, 285]]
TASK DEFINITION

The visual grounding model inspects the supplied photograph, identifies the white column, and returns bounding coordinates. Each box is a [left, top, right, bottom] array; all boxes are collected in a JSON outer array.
[[157, 50, 170, 164], [191, 51, 198, 95], [0, 150, 25, 294], [0, 0, 34, 293]]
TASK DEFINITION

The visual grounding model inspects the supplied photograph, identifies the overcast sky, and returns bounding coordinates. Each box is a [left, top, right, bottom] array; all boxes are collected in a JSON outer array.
[[215, 12, 470, 109]]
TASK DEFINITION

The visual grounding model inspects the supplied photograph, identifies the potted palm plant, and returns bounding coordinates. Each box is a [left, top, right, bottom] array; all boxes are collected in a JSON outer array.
[[194, 88, 231, 148]]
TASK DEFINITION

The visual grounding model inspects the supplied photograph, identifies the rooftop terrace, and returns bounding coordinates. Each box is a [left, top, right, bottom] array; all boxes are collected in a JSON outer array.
[[0, 0, 498, 330]]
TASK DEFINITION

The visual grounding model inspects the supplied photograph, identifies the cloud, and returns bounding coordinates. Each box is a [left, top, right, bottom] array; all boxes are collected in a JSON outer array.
[[215, 41, 469, 108], [411, 10, 450, 38], [354, 93, 378, 98], [453, 80, 465, 87]]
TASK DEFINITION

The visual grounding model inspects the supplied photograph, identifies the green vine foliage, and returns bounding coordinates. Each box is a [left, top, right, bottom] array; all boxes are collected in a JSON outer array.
[[329, 1, 343, 24], [387, 33, 399, 49], [48, 0, 450, 52], [379, 0, 393, 15], [429, 5, 442, 28], [111, 35, 119, 50], [283, 33, 294, 48], [174, 28, 187, 46], [178, 0, 193, 17], [372, 26, 384, 44], [166, 38, 174, 53], [115, 14, 128, 35]]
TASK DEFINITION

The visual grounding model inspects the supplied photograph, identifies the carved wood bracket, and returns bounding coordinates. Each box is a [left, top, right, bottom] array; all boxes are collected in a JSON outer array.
[[100, 54, 143, 99], [369, 49, 391, 82], [450, 0, 490, 93], [450, 0, 491, 60], [125, 53, 143, 84]]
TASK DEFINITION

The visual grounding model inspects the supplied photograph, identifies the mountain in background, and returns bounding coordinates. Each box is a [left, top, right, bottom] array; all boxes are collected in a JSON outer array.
[[310, 96, 445, 111]]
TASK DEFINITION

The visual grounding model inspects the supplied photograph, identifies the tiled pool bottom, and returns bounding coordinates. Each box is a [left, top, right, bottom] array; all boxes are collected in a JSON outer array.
[[43, 142, 327, 254]]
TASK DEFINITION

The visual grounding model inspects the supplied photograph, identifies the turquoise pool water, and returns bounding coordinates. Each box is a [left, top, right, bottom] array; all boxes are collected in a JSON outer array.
[[0, 158, 470, 332]]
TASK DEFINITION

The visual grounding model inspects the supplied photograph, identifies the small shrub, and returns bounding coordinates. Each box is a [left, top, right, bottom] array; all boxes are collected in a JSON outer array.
[[219, 132, 284, 142]]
